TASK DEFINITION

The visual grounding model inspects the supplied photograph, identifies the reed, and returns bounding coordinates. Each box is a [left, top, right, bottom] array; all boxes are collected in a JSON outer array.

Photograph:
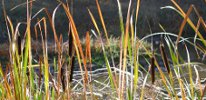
[[0, 0, 205, 99]]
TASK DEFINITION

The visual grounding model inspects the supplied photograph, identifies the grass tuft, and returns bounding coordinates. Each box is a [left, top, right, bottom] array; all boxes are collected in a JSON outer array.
[[0, 0, 206, 99]]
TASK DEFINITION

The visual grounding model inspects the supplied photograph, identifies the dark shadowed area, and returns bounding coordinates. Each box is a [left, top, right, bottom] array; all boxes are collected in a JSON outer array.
[[0, 0, 206, 41], [0, 0, 206, 64]]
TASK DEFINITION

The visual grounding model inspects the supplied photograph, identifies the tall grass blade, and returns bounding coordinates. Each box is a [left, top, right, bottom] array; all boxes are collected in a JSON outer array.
[[133, 42, 140, 97], [61, 2, 90, 98], [85, 31, 92, 80], [176, 5, 193, 48], [120, 0, 132, 99], [185, 44, 194, 99], [95, 0, 109, 42], [88, 9, 117, 90], [171, 0, 206, 47]]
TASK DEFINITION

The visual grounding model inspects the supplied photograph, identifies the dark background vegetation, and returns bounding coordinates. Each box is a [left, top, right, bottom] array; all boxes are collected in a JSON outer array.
[[0, 0, 206, 42]]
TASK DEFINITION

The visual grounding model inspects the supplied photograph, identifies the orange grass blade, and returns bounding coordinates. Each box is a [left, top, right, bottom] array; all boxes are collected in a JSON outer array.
[[95, 0, 116, 68], [154, 57, 173, 98], [95, 0, 109, 42], [62, 3, 88, 72], [171, 0, 206, 47], [85, 32, 92, 79], [176, 5, 193, 48], [88, 9, 101, 35], [135, 0, 140, 24], [60, 2, 89, 97]]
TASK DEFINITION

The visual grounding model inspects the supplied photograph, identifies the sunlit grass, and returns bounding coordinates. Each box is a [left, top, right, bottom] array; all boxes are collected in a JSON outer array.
[[0, 0, 206, 99]]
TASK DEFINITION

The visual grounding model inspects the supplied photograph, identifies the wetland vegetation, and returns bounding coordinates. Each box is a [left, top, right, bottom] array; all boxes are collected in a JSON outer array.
[[0, 0, 206, 99]]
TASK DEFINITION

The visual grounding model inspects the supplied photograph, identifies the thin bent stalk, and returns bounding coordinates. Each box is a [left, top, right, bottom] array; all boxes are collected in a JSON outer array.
[[171, 0, 206, 47], [88, 9, 118, 91]]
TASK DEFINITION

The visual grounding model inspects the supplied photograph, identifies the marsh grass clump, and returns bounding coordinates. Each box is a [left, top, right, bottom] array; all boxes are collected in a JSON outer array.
[[0, 0, 206, 99]]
